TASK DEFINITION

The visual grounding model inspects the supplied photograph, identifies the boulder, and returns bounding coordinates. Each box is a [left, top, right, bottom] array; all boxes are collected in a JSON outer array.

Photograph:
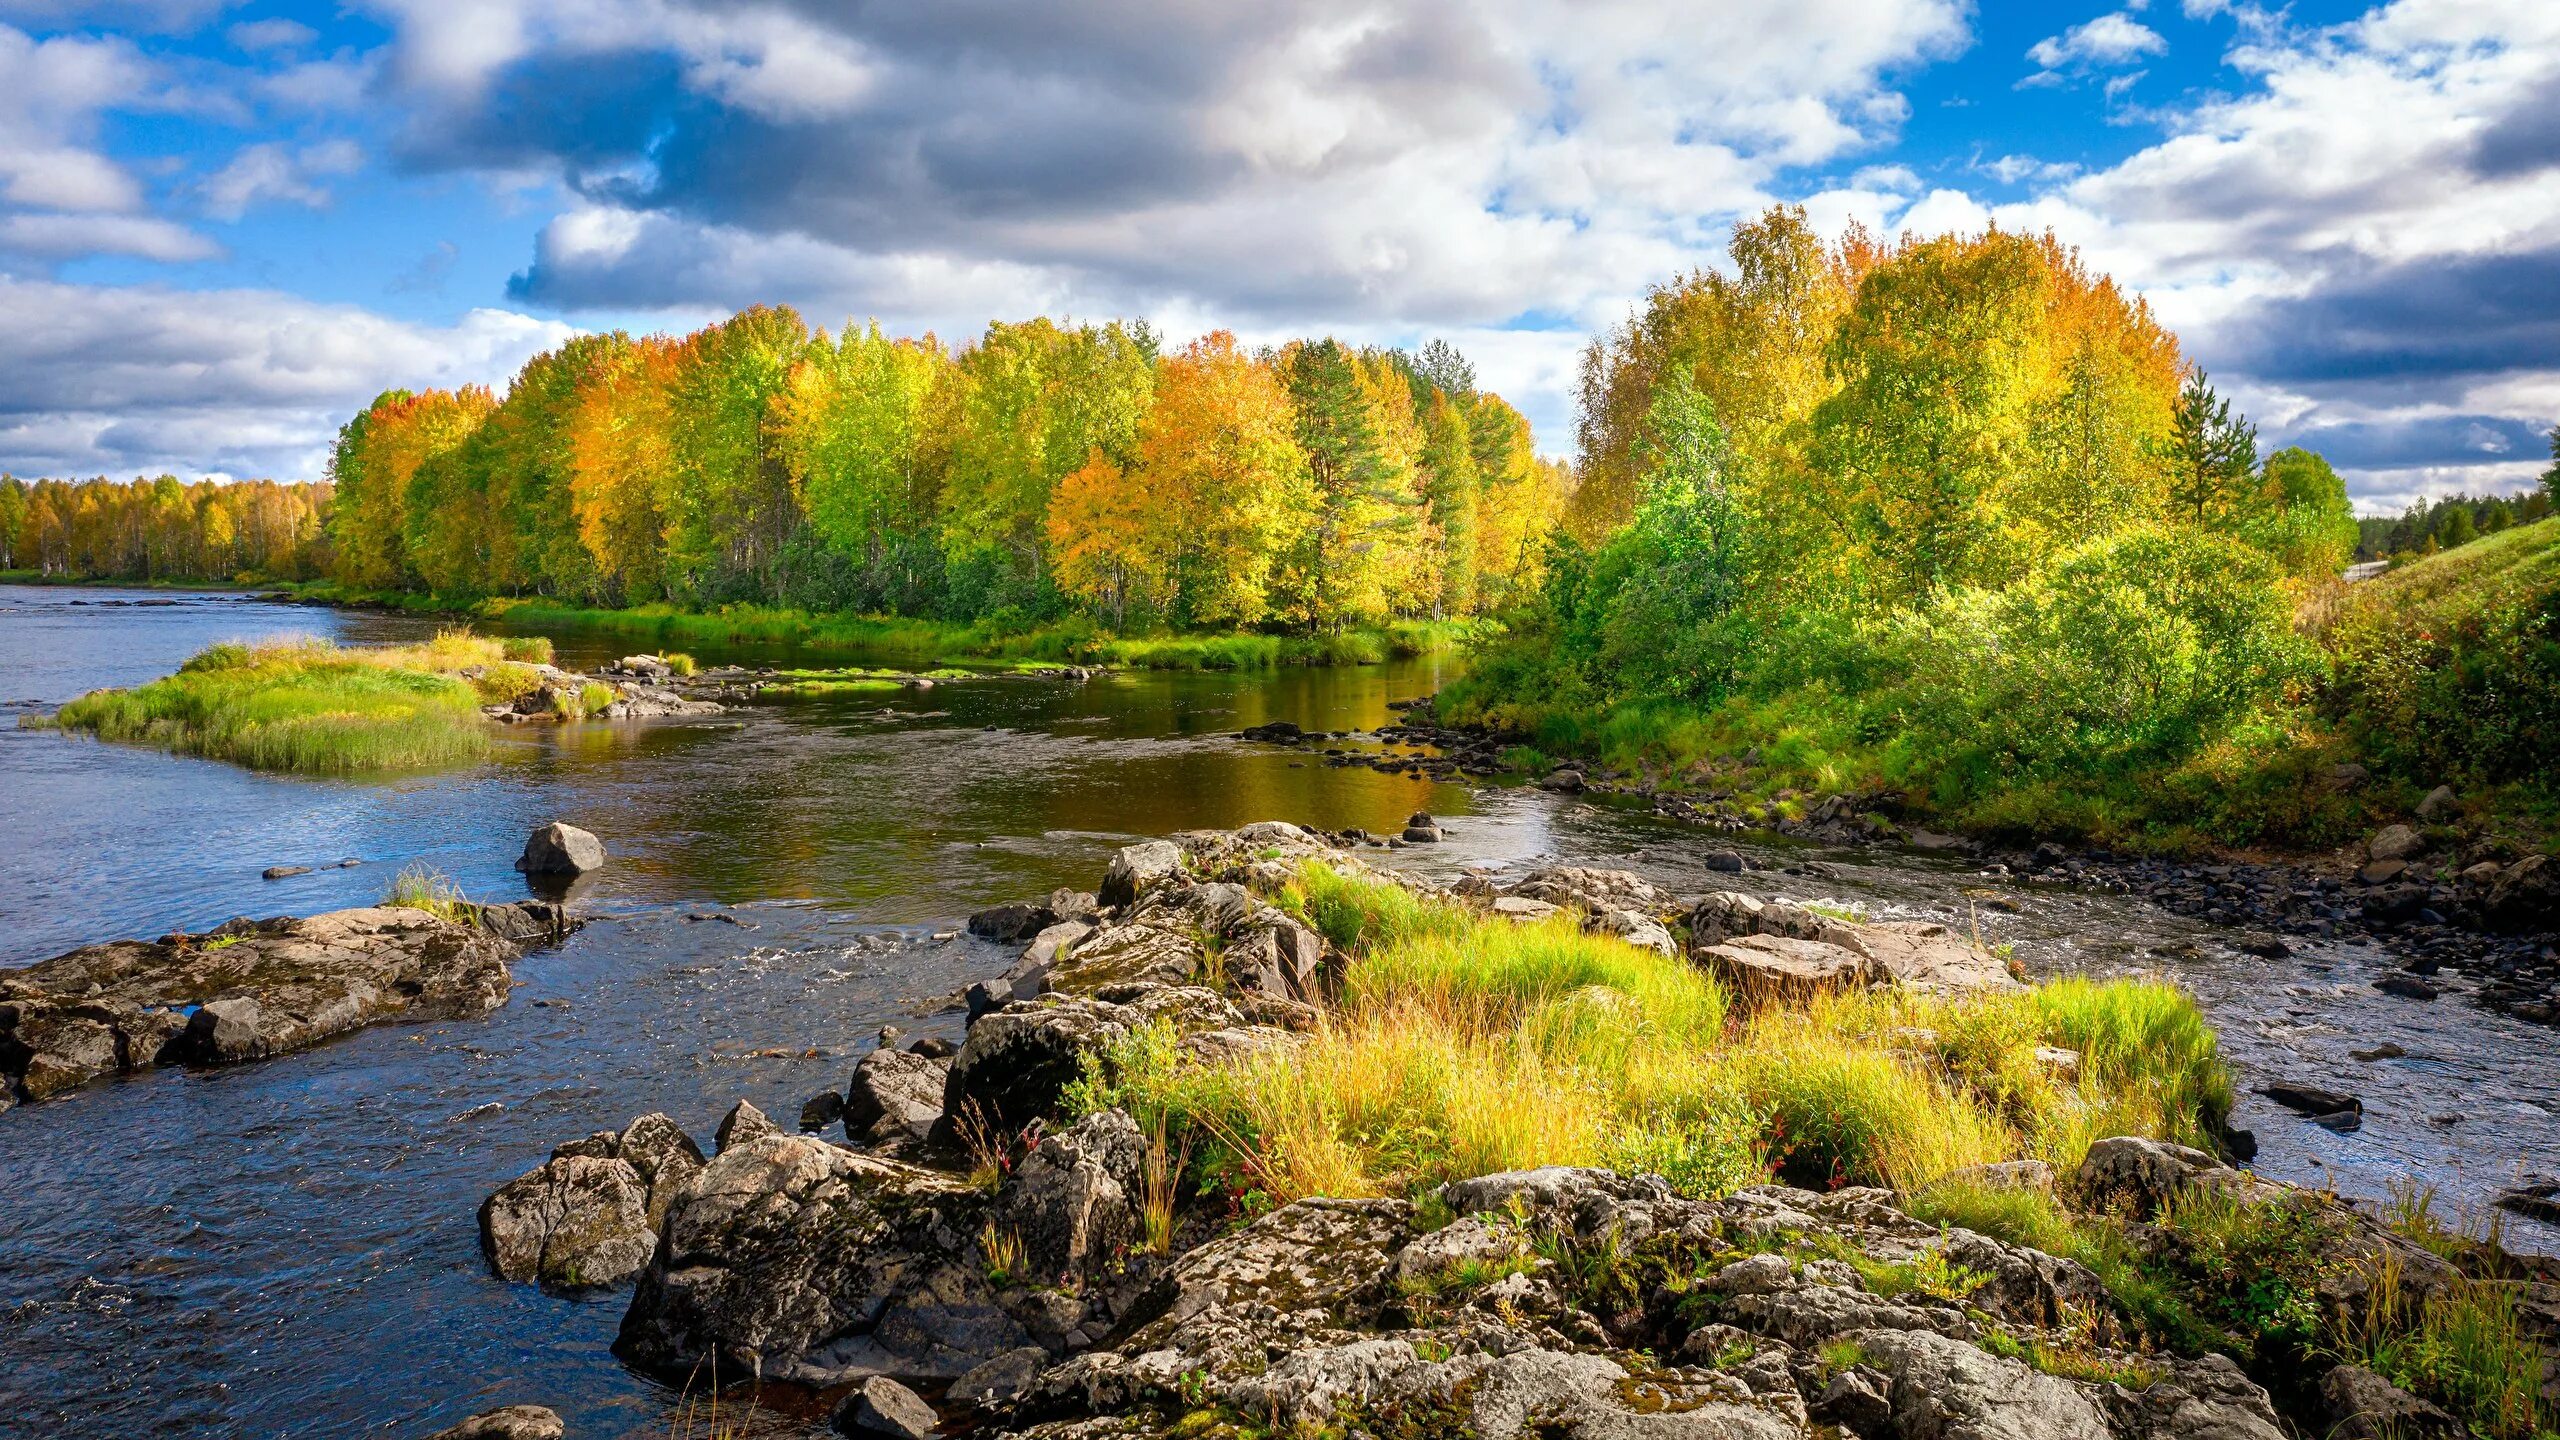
[[2415, 785, 2457, 820], [2320, 1363, 2464, 1439], [992, 1109, 1146, 1281], [1097, 841, 1184, 909], [2367, 824, 2424, 863], [516, 821, 607, 877], [2, 905, 531, 1107], [800, 1091, 846, 1132], [1502, 865, 1677, 915], [1848, 1326, 2112, 1440], [2260, 1082, 2361, 1118], [479, 1153, 655, 1292], [967, 901, 1058, 944], [615, 1134, 1028, 1384], [947, 1346, 1047, 1411], [617, 1112, 709, 1227], [1697, 933, 1882, 1005], [845, 1047, 950, 1147], [1539, 768, 1586, 792], [425, 1405, 565, 1440], [1588, 908, 1678, 958], [2482, 855, 2557, 935], [262, 864, 311, 880], [834, 1375, 941, 1439], [941, 997, 1134, 1136], [2072, 1136, 2260, 1218], [715, 1098, 780, 1153]]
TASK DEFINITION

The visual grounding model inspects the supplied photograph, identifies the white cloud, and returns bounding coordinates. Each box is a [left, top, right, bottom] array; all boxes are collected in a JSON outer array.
[[0, 277, 576, 479], [2026, 13, 2168, 78], [229, 18, 318, 53], [1903, 0, 2560, 504], [199, 139, 364, 220], [0, 212, 218, 261], [2031, 13, 2167, 67]]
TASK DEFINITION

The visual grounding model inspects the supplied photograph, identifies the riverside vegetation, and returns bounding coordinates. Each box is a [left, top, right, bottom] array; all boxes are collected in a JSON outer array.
[[29, 629, 670, 774], [464, 827, 2555, 1440], [1440, 209, 2560, 857]]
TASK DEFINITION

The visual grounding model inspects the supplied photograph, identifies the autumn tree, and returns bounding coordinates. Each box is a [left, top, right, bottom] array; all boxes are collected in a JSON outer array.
[[1120, 332, 1310, 626], [1808, 231, 2052, 600], [773, 323, 952, 609], [940, 319, 1156, 609], [1275, 340, 1429, 630]]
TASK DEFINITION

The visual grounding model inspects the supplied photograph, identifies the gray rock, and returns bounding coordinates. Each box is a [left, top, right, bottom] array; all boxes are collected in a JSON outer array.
[[617, 1112, 708, 1228], [994, 1109, 1145, 1281], [261, 864, 311, 880], [834, 1375, 940, 1439], [800, 1090, 846, 1132], [968, 901, 1058, 943], [2416, 785, 2457, 820], [479, 1153, 655, 1291], [2073, 1136, 2254, 1218], [2103, 1353, 2289, 1440], [615, 1133, 1028, 1384], [845, 1047, 949, 1147], [1503, 865, 1677, 915], [1850, 1326, 2112, 1439], [2482, 854, 2557, 934], [947, 1345, 1047, 1411], [1097, 841, 1184, 909], [715, 1098, 780, 1153], [516, 821, 607, 877], [3, 905, 526, 1106], [424, 1404, 565, 1440], [2319, 1363, 2463, 1440], [2368, 824, 2424, 863], [1589, 908, 1679, 957], [941, 996, 1134, 1136]]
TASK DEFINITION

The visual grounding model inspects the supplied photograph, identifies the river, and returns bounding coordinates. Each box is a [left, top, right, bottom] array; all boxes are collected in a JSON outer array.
[[1, 583, 2554, 1439]]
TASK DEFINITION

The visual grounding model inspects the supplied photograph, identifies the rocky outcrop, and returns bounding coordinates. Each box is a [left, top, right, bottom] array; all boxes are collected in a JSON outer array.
[[1, 901, 568, 1109], [1686, 890, 2018, 1004], [614, 1132, 1029, 1385], [480, 1112, 706, 1292]]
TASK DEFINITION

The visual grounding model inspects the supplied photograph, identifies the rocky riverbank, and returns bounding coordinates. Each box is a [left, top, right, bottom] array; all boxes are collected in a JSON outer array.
[[0, 898, 570, 1110], [460, 826, 2557, 1440], [1246, 699, 2560, 1027]]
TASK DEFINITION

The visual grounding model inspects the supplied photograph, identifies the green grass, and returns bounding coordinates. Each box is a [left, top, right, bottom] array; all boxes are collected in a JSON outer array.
[[1066, 863, 2232, 1208], [481, 599, 1481, 672], [384, 862, 473, 923], [44, 634, 494, 774], [1443, 520, 2560, 857]]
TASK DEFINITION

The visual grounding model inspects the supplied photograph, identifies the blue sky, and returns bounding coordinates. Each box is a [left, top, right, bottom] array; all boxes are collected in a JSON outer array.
[[3, 0, 2554, 514]]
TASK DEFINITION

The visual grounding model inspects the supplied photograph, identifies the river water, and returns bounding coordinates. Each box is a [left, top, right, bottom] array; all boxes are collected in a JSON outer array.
[[1, 583, 2554, 1439]]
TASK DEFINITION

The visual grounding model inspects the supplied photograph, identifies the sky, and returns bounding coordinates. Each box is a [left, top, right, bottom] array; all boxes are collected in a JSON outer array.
[[2, 0, 2555, 515]]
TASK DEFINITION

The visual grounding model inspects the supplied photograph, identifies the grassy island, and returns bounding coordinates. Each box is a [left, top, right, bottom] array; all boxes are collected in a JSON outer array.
[[39, 630, 568, 775]]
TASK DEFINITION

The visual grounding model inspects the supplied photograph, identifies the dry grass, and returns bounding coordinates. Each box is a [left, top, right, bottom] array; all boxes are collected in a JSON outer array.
[[1070, 863, 2233, 1207]]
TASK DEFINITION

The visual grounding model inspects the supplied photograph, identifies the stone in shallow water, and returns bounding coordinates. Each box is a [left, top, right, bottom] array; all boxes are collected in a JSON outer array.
[[425, 1404, 563, 1440], [516, 821, 607, 877]]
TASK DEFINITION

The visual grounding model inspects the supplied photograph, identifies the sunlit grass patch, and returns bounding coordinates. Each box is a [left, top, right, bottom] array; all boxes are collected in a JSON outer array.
[[384, 862, 473, 923], [49, 634, 493, 774], [1072, 864, 2232, 1209]]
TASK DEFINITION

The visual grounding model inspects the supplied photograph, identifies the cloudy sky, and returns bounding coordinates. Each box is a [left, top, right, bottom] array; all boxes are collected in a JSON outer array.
[[3, 0, 2554, 513]]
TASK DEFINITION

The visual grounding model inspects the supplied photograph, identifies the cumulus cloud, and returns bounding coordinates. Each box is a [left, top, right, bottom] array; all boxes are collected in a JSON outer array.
[[2026, 13, 2168, 75], [199, 139, 364, 220], [0, 277, 576, 479]]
